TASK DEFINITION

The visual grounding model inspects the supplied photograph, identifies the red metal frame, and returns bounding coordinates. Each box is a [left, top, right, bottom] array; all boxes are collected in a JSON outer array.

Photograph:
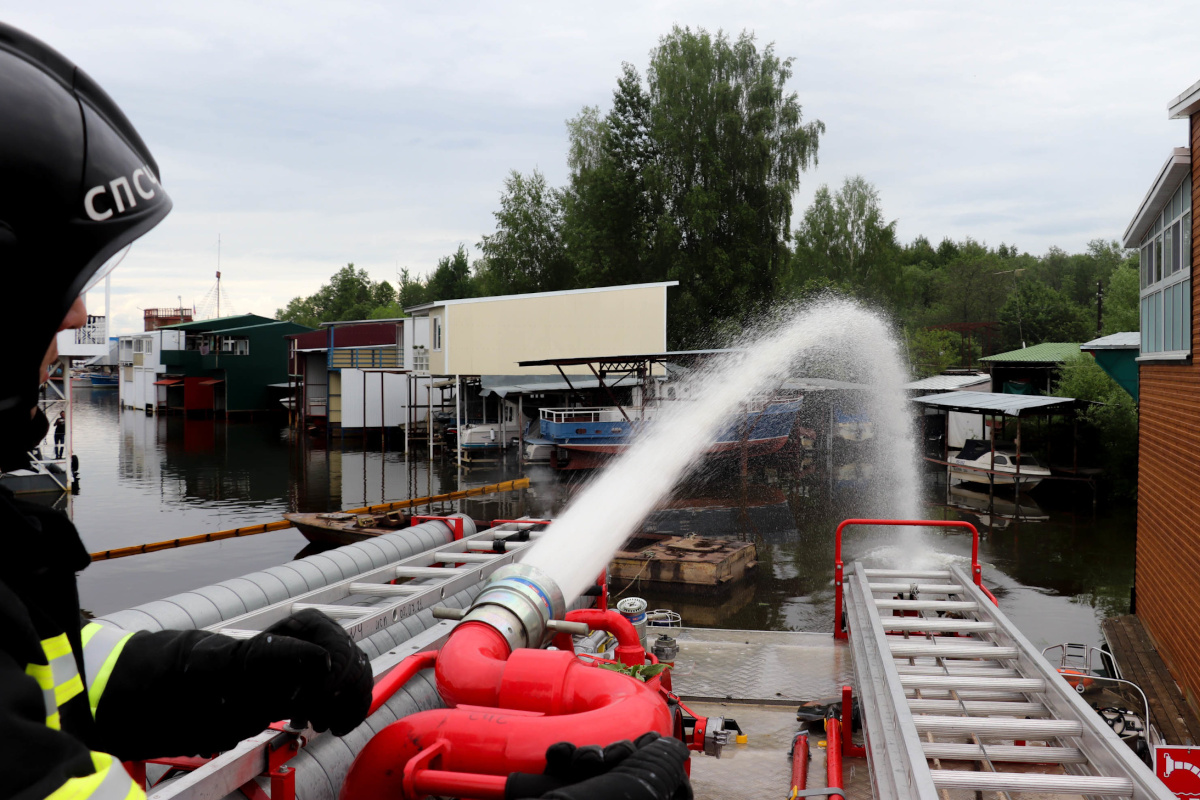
[[840, 685, 866, 759], [369, 650, 439, 716], [409, 515, 465, 541], [833, 518, 996, 640]]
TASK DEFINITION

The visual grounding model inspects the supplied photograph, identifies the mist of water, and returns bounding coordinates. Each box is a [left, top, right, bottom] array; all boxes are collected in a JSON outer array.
[[521, 297, 922, 601]]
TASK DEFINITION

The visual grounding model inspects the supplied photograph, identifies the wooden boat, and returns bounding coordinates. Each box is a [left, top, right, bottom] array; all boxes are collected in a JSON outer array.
[[285, 510, 413, 546]]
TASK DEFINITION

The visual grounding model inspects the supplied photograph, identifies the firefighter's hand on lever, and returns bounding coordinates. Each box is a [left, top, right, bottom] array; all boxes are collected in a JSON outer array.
[[247, 608, 374, 736], [506, 732, 693, 799]]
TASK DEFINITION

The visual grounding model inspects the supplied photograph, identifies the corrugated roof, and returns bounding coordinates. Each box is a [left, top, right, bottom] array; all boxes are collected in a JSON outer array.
[[405, 281, 679, 313], [479, 373, 640, 397], [979, 343, 1081, 364], [1081, 332, 1140, 350], [903, 373, 990, 392], [913, 391, 1078, 416]]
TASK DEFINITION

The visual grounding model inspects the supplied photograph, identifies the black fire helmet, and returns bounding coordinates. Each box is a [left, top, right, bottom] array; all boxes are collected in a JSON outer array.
[[0, 22, 171, 466]]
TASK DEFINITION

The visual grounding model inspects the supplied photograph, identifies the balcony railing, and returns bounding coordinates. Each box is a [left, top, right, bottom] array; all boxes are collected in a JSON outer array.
[[75, 316, 106, 345], [328, 347, 401, 369]]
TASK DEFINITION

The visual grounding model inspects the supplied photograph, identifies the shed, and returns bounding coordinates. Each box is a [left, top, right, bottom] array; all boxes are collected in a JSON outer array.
[[1080, 332, 1140, 401], [978, 342, 1082, 395]]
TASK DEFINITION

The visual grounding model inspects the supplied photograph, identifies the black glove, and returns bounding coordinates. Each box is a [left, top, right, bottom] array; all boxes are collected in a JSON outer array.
[[506, 733, 691, 800], [242, 608, 374, 736]]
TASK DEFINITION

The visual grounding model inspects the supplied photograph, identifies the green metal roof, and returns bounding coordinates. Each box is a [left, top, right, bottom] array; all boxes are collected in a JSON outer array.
[[200, 320, 313, 335], [160, 314, 275, 332], [979, 342, 1082, 364]]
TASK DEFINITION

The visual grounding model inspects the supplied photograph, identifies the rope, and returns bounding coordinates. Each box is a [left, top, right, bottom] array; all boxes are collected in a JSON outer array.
[[612, 551, 656, 599]]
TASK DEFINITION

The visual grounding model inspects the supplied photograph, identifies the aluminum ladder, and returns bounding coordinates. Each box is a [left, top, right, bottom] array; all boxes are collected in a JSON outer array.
[[843, 562, 1173, 800], [207, 519, 549, 642]]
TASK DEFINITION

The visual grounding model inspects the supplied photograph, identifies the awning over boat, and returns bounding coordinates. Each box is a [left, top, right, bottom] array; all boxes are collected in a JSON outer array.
[[913, 391, 1081, 417], [479, 372, 642, 398], [152, 379, 181, 386]]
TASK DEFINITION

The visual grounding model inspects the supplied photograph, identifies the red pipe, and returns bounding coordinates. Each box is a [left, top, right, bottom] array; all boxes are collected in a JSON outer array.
[[565, 608, 645, 667], [368, 650, 438, 716], [341, 621, 674, 800], [826, 718, 844, 791], [833, 518, 989, 639], [790, 734, 808, 797]]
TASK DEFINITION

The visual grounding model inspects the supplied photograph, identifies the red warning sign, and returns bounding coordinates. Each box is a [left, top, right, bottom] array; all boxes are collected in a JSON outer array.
[[1157, 746, 1200, 798]]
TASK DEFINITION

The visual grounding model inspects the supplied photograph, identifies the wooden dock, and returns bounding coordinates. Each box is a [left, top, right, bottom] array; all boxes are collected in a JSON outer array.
[[1102, 614, 1200, 745]]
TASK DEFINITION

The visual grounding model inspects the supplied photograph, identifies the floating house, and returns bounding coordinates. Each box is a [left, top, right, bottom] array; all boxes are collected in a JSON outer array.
[[1120, 81, 1200, 715], [118, 314, 312, 415]]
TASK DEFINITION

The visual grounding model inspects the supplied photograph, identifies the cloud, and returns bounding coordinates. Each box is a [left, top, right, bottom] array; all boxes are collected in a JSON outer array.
[[7, 0, 1197, 334]]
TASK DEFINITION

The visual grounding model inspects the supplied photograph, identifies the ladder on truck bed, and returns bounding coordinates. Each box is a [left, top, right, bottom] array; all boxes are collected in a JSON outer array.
[[839, 521, 1173, 800], [209, 519, 549, 641]]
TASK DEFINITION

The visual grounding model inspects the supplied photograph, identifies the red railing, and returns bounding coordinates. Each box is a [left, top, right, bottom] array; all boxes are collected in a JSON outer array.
[[833, 518, 996, 640]]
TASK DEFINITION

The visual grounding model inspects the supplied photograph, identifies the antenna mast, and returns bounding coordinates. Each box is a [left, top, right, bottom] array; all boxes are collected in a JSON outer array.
[[216, 234, 221, 318]]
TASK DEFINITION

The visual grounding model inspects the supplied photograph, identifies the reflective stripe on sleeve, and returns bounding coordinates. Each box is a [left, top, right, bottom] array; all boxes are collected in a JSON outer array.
[[28, 634, 84, 727], [81, 622, 135, 718], [46, 751, 144, 800]]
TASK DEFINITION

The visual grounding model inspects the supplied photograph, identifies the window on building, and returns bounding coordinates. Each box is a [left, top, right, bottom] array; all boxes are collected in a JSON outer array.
[[433, 316, 443, 351], [1141, 174, 1191, 357], [221, 336, 250, 355]]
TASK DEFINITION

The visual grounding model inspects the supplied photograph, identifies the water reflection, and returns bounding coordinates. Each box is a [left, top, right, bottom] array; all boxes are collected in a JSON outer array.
[[63, 388, 1132, 651]]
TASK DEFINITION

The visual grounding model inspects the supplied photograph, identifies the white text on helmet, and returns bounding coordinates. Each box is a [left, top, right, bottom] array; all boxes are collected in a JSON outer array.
[[84, 166, 160, 222]]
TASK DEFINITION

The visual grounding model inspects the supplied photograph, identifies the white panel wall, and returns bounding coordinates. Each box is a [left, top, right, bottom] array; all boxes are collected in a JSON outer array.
[[337, 368, 437, 430]]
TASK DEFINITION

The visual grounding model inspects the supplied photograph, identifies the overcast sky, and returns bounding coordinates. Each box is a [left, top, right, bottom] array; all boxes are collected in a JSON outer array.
[[5, 2, 1198, 334]]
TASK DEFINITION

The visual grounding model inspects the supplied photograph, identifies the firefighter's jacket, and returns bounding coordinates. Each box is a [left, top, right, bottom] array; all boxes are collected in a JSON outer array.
[[0, 488, 280, 800]]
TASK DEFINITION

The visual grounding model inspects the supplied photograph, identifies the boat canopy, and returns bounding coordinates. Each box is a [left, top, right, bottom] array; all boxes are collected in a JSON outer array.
[[914, 390, 1081, 417]]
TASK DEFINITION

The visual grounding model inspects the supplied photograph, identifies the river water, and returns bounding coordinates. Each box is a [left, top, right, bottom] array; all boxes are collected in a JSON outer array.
[[66, 388, 1133, 651]]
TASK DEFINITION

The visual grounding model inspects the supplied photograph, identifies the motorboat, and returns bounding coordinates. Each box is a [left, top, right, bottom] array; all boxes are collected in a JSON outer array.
[[948, 438, 1050, 490]]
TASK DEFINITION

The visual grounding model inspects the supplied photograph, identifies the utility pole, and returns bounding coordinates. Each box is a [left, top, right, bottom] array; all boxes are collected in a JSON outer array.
[[1095, 279, 1104, 337]]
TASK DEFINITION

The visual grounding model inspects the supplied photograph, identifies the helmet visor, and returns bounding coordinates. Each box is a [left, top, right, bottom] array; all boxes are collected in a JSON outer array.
[[80, 243, 130, 294]]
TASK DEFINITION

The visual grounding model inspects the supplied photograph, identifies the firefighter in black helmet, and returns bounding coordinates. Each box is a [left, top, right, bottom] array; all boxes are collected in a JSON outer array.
[[0, 23, 373, 800]]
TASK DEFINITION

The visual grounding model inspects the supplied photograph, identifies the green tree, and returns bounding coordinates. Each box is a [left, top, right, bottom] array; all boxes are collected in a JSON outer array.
[[647, 27, 824, 345], [920, 240, 1012, 329], [426, 244, 477, 301], [997, 279, 1090, 350], [475, 170, 574, 296], [789, 176, 902, 305], [277, 264, 394, 326], [396, 267, 428, 309], [907, 328, 962, 377], [1053, 353, 1138, 498], [1102, 256, 1140, 335]]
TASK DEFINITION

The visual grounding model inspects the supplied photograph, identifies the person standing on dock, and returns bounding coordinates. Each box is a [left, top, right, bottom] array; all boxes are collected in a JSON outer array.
[[52, 411, 65, 460], [0, 24, 374, 800]]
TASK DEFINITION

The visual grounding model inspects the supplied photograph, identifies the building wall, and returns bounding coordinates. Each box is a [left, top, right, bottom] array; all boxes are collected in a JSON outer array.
[[442, 285, 668, 375], [1137, 111, 1200, 712], [429, 308, 446, 375]]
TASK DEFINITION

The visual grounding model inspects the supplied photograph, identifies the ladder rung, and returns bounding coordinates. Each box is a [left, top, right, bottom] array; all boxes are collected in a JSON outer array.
[[862, 569, 952, 578], [881, 619, 995, 633], [913, 715, 1082, 738], [906, 690, 1031, 702], [348, 582, 424, 596], [395, 566, 468, 578], [930, 770, 1132, 795], [868, 583, 964, 593], [924, 743, 1085, 763], [291, 603, 369, 619], [875, 599, 977, 611], [908, 699, 1048, 716], [900, 675, 1045, 692], [897, 664, 1019, 677], [433, 553, 499, 563], [889, 642, 1018, 659]]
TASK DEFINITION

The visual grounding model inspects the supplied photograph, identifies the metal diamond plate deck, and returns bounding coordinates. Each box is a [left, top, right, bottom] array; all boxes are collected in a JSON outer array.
[[669, 628, 854, 703], [688, 702, 872, 800]]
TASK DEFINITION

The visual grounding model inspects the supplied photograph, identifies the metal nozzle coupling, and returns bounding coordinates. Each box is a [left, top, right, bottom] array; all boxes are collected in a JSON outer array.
[[460, 564, 568, 650]]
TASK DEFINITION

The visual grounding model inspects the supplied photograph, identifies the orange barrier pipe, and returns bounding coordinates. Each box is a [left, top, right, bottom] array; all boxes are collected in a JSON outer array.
[[368, 650, 439, 716], [790, 733, 809, 798], [88, 477, 529, 561], [826, 718, 844, 791]]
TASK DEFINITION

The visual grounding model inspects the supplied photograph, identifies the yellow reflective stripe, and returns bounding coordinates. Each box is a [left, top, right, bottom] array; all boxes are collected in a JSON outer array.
[[87, 630, 134, 718], [43, 633, 72, 661], [81, 623, 102, 648], [46, 710, 61, 730], [46, 751, 144, 800], [26, 660, 53, 689], [55, 673, 84, 706]]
